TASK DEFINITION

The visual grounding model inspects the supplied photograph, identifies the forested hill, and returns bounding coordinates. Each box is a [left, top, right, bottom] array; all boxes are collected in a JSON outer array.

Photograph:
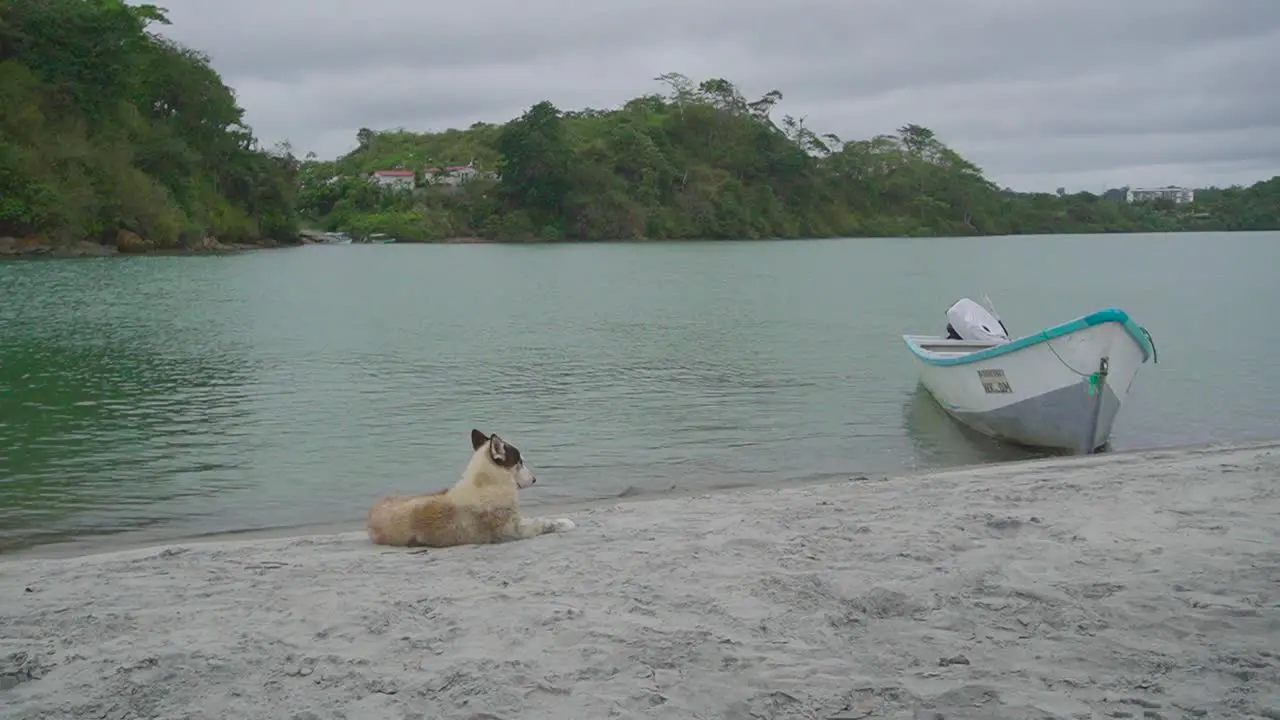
[[3, 1, 1275, 254], [300, 73, 1280, 242], [0, 0, 299, 254]]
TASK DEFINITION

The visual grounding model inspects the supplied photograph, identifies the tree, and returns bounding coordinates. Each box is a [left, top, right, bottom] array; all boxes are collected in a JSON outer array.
[[495, 100, 572, 237], [0, 0, 300, 247]]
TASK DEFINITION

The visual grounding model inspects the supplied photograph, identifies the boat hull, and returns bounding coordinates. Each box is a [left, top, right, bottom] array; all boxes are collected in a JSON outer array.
[[903, 308, 1153, 453]]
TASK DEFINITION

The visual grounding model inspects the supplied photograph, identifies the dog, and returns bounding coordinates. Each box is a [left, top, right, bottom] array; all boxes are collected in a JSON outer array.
[[366, 428, 576, 548]]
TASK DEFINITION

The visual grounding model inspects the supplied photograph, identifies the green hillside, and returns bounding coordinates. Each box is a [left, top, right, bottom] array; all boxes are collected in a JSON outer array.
[[300, 73, 1280, 242], [2, 1, 1275, 253], [0, 0, 299, 252]]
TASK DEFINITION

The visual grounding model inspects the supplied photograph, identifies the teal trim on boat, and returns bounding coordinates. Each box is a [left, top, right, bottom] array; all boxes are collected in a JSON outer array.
[[904, 307, 1154, 367]]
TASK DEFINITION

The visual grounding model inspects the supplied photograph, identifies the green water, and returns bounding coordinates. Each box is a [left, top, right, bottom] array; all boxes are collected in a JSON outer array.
[[2, 232, 1278, 554]]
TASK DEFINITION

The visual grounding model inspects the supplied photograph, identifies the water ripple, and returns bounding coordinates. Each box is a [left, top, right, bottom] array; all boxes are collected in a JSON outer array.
[[3, 235, 1280, 554]]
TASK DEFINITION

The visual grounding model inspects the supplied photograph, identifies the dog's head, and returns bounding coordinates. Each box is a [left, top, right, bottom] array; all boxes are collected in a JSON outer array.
[[470, 428, 536, 489]]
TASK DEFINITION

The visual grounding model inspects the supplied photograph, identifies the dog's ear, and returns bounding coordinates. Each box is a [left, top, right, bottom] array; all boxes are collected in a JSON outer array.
[[470, 429, 488, 451], [487, 434, 507, 464]]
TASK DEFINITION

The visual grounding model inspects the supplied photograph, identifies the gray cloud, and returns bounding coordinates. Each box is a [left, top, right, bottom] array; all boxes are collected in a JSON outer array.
[[147, 0, 1280, 191]]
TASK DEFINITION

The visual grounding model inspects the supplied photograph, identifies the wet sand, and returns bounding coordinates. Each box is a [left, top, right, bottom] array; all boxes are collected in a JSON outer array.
[[2, 440, 1278, 719]]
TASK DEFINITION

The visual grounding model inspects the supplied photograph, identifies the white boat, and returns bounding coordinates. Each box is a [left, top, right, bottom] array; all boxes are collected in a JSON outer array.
[[902, 297, 1158, 453]]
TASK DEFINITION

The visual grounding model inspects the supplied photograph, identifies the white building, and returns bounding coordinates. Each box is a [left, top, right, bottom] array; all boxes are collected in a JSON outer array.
[[1125, 186, 1195, 204], [367, 163, 498, 191], [422, 162, 497, 187], [368, 170, 415, 191]]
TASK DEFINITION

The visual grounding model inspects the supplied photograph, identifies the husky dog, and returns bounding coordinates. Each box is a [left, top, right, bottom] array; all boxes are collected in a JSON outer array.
[[366, 429, 575, 547]]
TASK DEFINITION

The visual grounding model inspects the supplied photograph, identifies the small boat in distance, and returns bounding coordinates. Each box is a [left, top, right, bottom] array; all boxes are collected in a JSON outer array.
[[902, 297, 1158, 454], [299, 230, 353, 245]]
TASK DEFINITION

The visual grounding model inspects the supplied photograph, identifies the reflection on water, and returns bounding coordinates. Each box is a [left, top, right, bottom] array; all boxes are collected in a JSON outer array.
[[900, 383, 1059, 466], [0, 330, 256, 552]]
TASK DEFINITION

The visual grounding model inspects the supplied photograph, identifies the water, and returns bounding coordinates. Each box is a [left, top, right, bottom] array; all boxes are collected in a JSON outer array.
[[2, 232, 1278, 554]]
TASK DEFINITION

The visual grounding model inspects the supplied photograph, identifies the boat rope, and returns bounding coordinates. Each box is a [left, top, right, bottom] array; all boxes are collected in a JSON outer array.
[[1045, 338, 1108, 394], [1050, 325, 1157, 395], [1141, 326, 1159, 364], [1045, 338, 1091, 377]]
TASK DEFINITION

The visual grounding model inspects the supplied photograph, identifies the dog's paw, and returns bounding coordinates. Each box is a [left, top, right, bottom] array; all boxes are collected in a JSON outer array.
[[550, 518, 576, 533]]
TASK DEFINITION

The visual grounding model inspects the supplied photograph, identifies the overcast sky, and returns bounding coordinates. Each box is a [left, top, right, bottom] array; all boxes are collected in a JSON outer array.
[[149, 0, 1279, 193]]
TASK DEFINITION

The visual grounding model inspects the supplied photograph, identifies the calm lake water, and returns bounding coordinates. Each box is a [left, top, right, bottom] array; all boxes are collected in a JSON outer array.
[[2, 232, 1278, 554]]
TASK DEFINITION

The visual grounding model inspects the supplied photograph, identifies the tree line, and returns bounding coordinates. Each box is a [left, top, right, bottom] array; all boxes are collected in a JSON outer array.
[[0, 0, 299, 252], [2, 3, 1275, 251], [299, 73, 1279, 242]]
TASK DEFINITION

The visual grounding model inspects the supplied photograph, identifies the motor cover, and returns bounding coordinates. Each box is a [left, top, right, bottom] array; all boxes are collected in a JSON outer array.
[[945, 297, 1009, 343]]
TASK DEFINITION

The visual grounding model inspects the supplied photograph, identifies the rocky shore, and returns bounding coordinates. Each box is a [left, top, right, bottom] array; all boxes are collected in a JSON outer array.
[[0, 230, 303, 259]]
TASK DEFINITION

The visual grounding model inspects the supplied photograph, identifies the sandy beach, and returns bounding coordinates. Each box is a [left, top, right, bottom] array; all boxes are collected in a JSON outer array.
[[3, 441, 1278, 719]]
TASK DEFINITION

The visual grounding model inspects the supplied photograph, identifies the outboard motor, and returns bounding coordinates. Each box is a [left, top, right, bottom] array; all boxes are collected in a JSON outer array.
[[944, 297, 1010, 343]]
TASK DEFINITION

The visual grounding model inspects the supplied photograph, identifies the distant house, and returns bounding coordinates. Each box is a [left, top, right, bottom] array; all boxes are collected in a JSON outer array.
[[365, 164, 497, 191], [422, 162, 498, 187], [1126, 186, 1195, 204], [369, 170, 415, 191]]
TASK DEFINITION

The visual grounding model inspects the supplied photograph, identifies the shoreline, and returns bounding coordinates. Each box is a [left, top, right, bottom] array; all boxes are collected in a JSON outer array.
[[2, 468, 860, 563], [313, 229, 1280, 245], [0, 239, 300, 259], [0, 437, 1227, 562], [3, 439, 1278, 718], [2, 436, 1272, 562], [5, 230, 1277, 259]]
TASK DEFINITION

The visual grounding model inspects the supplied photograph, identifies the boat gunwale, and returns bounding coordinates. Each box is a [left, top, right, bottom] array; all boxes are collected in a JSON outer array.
[[901, 307, 1154, 367]]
